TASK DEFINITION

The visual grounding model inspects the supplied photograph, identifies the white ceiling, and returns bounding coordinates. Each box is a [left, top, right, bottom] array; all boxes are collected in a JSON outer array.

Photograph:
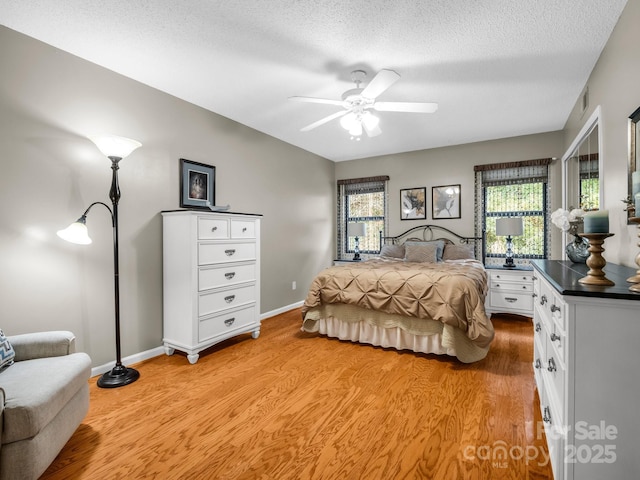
[[0, 1, 628, 162]]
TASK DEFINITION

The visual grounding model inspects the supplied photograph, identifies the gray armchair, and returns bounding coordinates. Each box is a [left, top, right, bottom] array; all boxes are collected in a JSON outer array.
[[0, 331, 91, 480]]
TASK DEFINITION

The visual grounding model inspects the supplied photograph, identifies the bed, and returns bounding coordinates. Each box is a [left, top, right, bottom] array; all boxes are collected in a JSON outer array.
[[301, 225, 494, 363]]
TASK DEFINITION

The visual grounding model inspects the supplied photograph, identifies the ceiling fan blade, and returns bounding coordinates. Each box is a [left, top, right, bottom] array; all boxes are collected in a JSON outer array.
[[363, 123, 382, 138], [374, 101, 439, 113], [300, 110, 348, 132], [289, 96, 344, 106], [361, 69, 400, 99]]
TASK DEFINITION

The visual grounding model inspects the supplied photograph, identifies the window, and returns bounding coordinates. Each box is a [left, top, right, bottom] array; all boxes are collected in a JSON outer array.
[[337, 176, 389, 259], [474, 159, 552, 265]]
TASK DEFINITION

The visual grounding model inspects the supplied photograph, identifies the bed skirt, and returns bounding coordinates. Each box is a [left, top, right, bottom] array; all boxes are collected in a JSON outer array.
[[302, 304, 490, 363]]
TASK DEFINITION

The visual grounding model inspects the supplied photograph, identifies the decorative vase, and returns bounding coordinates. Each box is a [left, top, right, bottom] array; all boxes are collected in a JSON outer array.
[[566, 235, 589, 263], [565, 220, 589, 263]]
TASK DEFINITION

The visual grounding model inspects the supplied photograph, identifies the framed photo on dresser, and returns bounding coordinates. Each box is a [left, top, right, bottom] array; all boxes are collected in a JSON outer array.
[[180, 158, 215, 209]]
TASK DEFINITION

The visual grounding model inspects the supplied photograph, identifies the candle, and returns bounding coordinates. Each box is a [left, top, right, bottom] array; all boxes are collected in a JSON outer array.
[[633, 171, 640, 198], [583, 210, 609, 233]]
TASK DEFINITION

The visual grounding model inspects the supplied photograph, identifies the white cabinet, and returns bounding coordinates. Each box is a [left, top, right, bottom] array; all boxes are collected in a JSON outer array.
[[532, 260, 640, 480], [162, 210, 261, 364], [485, 268, 534, 317]]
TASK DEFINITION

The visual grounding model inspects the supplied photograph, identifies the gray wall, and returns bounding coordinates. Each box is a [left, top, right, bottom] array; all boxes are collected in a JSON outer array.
[[0, 26, 334, 367], [562, 0, 639, 267], [335, 131, 565, 257]]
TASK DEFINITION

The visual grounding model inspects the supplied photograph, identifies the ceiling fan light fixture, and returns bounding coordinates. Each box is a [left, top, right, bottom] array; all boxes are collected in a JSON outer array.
[[349, 121, 363, 137], [362, 112, 380, 130], [340, 112, 358, 131]]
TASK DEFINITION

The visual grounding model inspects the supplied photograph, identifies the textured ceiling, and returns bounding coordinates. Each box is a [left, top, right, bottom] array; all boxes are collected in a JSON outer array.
[[0, 0, 628, 162]]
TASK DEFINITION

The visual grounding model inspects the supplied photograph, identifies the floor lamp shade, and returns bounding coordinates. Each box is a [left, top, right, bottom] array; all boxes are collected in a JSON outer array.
[[58, 135, 141, 388]]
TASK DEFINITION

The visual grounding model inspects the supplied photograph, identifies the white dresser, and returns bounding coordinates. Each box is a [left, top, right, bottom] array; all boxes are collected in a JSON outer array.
[[531, 260, 640, 480], [162, 210, 261, 364], [485, 267, 535, 317]]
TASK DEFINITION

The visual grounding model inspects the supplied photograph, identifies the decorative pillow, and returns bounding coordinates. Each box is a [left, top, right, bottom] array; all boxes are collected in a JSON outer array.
[[442, 244, 475, 261], [405, 240, 445, 262], [379, 244, 405, 259], [404, 243, 438, 263], [0, 329, 15, 371]]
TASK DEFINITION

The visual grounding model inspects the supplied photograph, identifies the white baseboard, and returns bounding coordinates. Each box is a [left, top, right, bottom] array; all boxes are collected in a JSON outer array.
[[260, 301, 303, 320], [90, 302, 304, 378], [91, 346, 165, 378]]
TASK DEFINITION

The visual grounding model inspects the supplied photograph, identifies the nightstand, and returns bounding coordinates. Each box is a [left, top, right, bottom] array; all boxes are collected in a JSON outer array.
[[333, 259, 363, 266], [485, 266, 534, 317]]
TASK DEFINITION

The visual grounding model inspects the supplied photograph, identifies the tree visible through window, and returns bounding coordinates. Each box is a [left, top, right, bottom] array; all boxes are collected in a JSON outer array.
[[337, 176, 389, 259], [474, 159, 551, 264]]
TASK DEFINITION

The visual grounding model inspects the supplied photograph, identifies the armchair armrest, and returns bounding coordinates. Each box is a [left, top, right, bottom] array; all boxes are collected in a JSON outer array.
[[9, 331, 77, 361]]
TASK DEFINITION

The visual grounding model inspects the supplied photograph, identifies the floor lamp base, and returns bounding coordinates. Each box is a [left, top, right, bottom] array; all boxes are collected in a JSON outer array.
[[97, 364, 140, 388]]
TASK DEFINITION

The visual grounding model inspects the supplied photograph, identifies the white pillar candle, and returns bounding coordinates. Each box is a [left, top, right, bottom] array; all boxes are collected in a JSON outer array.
[[583, 210, 609, 233]]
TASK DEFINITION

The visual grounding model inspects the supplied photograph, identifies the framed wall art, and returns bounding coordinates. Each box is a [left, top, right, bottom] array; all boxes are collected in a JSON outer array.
[[180, 158, 215, 209], [432, 184, 461, 219], [400, 187, 426, 220]]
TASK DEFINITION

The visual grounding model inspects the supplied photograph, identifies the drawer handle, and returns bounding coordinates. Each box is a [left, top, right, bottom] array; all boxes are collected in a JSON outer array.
[[522, 285, 527, 289], [505, 297, 518, 303], [543, 406, 552, 424], [225, 249, 236, 256], [224, 295, 235, 303], [496, 283, 500, 287], [522, 276, 528, 280], [211, 226, 218, 232], [535, 358, 542, 369], [550, 304, 561, 313], [224, 272, 236, 280], [540, 294, 547, 305], [532, 293, 538, 298], [547, 357, 556, 372], [532, 275, 537, 280], [224, 318, 235, 327], [550, 332, 561, 342], [242, 227, 247, 232], [496, 275, 500, 279], [535, 322, 541, 332]]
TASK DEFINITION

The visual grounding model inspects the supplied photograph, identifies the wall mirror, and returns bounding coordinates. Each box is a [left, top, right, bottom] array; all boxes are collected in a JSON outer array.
[[628, 106, 640, 222], [562, 106, 602, 213]]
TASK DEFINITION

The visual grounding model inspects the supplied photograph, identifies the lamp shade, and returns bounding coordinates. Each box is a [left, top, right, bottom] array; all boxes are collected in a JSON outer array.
[[88, 135, 142, 159], [57, 218, 92, 245], [496, 217, 523, 236], [347, 222, 366, 237]]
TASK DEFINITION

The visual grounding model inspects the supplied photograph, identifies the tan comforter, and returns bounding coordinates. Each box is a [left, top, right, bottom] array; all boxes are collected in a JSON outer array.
[[301, 258, 494, 348]]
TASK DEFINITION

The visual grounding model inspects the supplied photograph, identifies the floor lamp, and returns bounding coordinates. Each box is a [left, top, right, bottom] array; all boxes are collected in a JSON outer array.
[[57, 135, 142, 388]]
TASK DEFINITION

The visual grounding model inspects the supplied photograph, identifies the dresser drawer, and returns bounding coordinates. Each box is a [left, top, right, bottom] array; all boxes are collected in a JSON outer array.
[[491, 271, 535, 284], [490, 290, 533, 312], [198, 306, 256, 343], [198, 217, 229, 239], [198, 284, 256, 317], [199, 242, 256, 265], [490, 280, 534, 293], [543, 336, 566, 425], [199, 263, 256, 291], [231, 219, 256, 239]]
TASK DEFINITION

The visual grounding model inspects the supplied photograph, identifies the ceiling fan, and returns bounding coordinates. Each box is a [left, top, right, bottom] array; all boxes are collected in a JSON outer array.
[[289, 69, 438, 138]]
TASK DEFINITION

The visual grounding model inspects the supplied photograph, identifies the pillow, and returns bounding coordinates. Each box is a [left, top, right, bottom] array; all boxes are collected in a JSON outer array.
[[0, 329, 15, 371], [379, 244, 405, 259], [442, 244, 475, 261], [404, 243, 438, 263], [405, 240, 445, 262]]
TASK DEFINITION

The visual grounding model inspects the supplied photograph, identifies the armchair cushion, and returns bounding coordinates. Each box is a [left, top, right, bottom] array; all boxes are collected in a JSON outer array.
[[0, 331, 15, 371], [9, 331, 76, 362]]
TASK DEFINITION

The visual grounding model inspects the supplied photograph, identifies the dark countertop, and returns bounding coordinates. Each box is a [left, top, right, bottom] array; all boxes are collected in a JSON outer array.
[[531, 260, 640, 301]]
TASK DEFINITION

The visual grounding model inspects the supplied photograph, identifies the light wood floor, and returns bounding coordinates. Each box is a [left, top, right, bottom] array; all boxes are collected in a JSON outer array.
[[42, 309, 552, 480]]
